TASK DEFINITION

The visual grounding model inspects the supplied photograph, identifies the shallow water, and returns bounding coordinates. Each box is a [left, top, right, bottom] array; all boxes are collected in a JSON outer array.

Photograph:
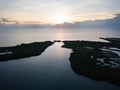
[[0, 28, 120, 90]]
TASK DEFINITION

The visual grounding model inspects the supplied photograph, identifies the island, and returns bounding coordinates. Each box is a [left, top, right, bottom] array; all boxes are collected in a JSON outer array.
[[62, 38, 120, 86], [0, 41, 54, 61]]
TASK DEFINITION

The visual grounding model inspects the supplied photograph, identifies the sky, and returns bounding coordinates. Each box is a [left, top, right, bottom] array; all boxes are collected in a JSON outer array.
[[0, 0, 120, 24]]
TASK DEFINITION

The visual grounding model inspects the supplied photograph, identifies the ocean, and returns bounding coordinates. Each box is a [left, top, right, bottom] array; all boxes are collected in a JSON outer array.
[[0, 27, 120, 90]]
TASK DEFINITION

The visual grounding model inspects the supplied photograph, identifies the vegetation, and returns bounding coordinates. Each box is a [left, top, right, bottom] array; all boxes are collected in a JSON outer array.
[[62, 38, 120, 86], [0, 41, 54, 61]]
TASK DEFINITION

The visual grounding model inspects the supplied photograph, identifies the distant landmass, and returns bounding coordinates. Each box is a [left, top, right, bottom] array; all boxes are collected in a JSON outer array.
[[0, 14, 120, 28]]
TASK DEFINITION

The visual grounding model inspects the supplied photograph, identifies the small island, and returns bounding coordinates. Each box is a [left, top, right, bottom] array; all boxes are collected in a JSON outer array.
[[62, 38, 120, 86], [0, 41, 54, 61]]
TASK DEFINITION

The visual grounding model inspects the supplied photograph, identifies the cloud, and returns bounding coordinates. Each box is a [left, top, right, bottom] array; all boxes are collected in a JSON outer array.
[[1, 18, 10, 22], [0, 13, 120, 28], [54, 13, 120, 28], [0, 0, 120, 23], [0, 17, 19, 24]]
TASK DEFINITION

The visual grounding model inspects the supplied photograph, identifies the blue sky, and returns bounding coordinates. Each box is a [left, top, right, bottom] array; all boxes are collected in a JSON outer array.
[[0, 0, 120, 24]]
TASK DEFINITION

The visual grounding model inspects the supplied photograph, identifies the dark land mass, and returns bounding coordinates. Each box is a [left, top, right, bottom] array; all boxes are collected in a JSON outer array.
[[0, 38, 120, 86], [0, 41, 54, 61], [62, 38, 120, 86]]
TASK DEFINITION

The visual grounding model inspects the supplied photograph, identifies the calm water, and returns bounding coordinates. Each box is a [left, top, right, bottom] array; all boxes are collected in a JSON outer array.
[[0, 28, 120, 46], [0, 28, 120, 90]]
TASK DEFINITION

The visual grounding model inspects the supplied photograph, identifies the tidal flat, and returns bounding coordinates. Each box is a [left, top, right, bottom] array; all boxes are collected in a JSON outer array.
[[0, 38, 120, 87], [62, 38, 120, 86], [0, 41, 54, 61]]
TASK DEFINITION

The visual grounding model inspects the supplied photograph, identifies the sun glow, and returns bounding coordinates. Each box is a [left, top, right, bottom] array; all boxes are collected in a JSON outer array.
[[52, 15, 68, 24], [55, 18, 66, 24]]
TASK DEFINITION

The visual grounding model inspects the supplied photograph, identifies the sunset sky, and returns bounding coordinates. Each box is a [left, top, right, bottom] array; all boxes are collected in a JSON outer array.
[[0, 0, 120, 24]]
